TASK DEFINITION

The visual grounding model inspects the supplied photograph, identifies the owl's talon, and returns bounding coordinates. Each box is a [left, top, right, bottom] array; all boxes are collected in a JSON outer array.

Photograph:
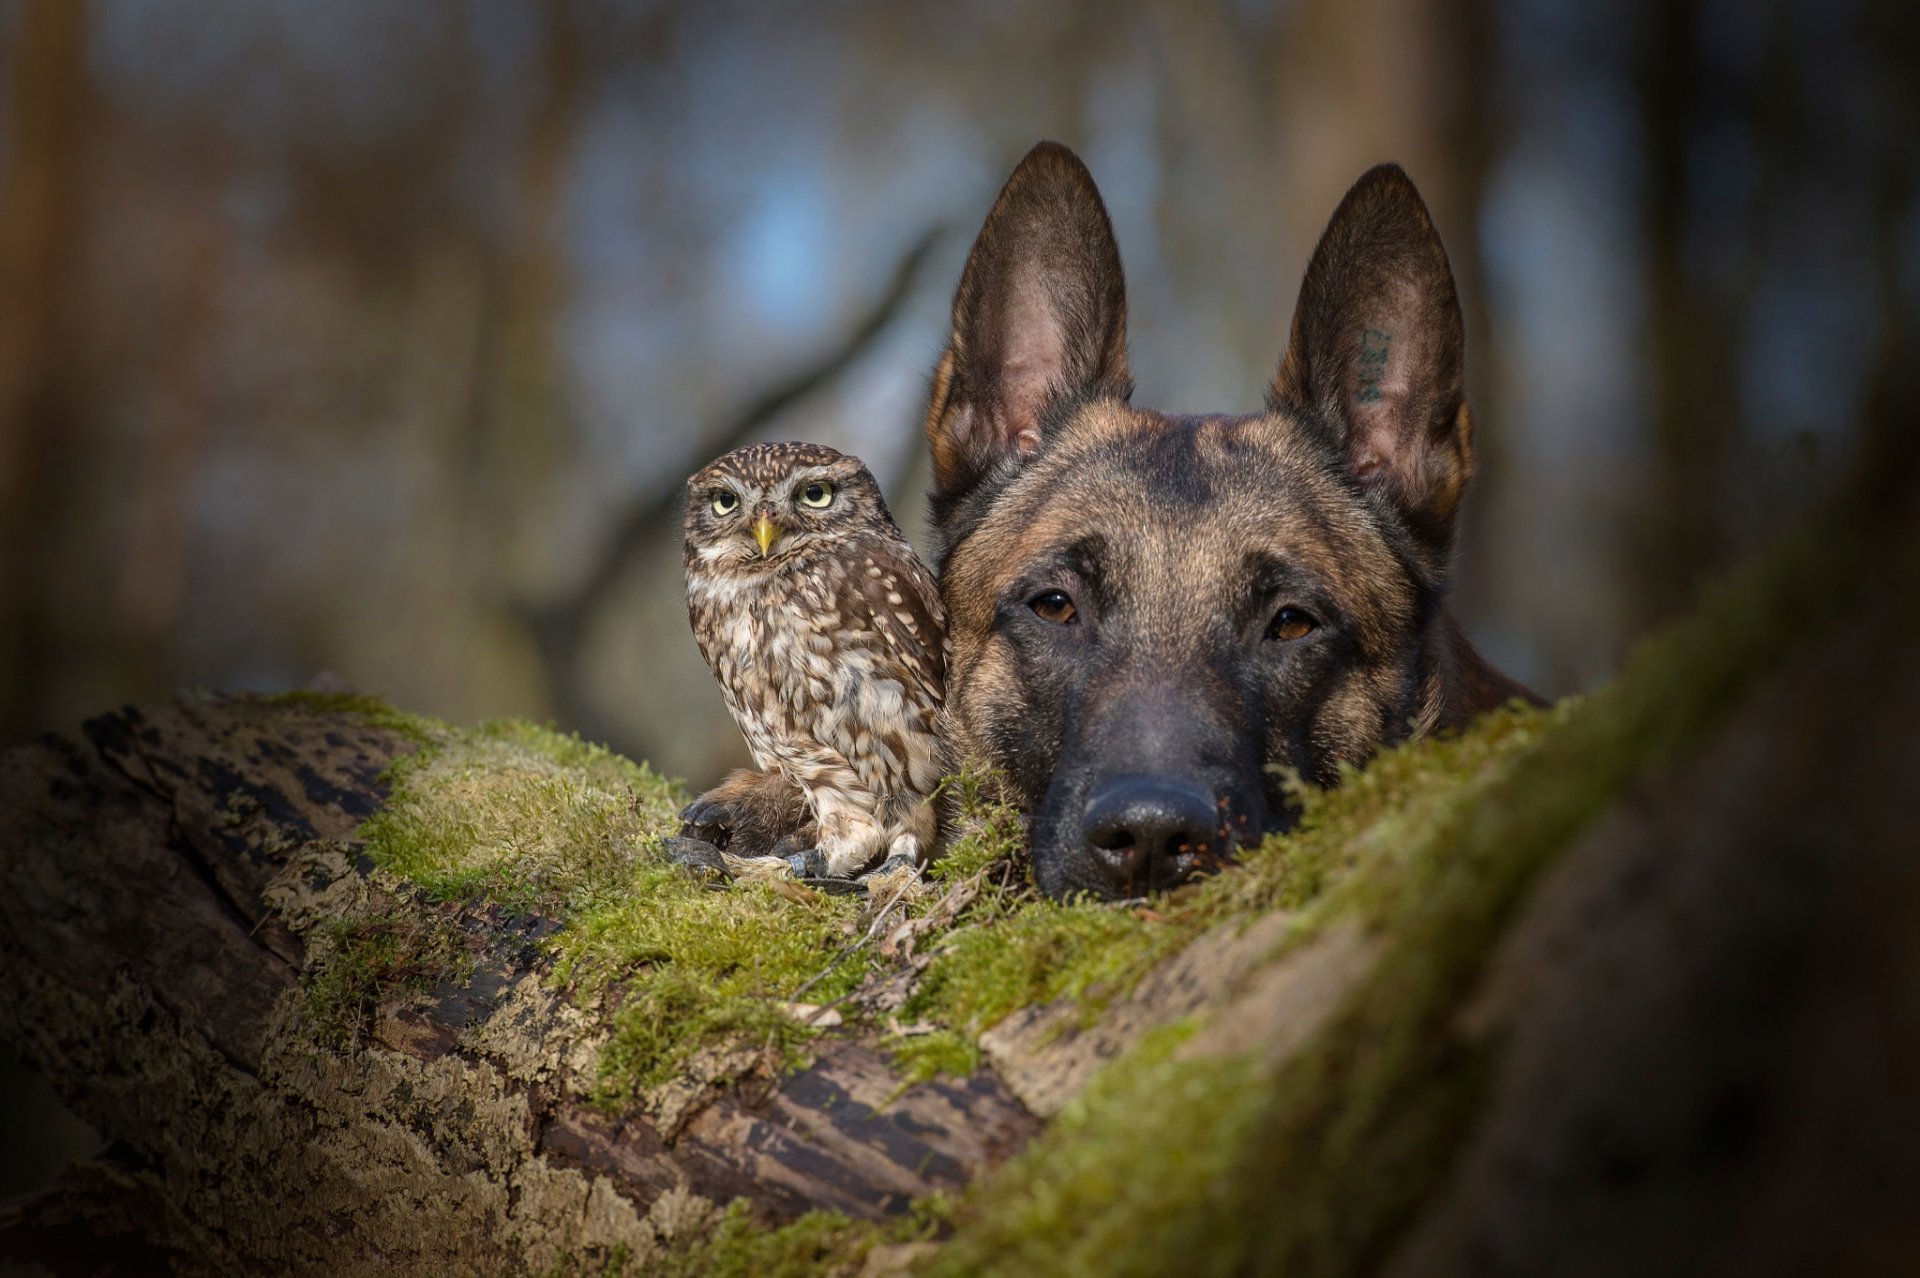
[[862, 853, 922, 880], [784, 847, 829, 879], [796, 876, 868, 896], [662, 836, 731, 888]]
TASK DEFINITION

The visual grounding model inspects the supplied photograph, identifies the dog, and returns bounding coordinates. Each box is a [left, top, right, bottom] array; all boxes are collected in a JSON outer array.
[[923, 141, 1536, 902]]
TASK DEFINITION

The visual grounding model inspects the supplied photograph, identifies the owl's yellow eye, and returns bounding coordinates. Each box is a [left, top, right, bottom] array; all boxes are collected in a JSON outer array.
[[711, 490, 739, 516], [799, 480, 834, 509]]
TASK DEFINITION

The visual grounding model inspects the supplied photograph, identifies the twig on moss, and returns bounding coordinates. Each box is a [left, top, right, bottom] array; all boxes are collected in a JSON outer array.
[[788, 874, 922, 1005]]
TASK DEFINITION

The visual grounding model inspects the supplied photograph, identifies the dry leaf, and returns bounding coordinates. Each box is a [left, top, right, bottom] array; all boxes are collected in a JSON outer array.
[[781, 1001, 843, 1027]]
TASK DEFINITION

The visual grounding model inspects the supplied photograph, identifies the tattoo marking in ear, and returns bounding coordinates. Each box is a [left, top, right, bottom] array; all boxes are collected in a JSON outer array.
[[1355, 328, 1392, 405]]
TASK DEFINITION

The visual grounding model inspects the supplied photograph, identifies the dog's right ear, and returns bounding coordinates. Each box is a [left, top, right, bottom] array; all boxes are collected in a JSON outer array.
[[927, 142, 1132, 512]]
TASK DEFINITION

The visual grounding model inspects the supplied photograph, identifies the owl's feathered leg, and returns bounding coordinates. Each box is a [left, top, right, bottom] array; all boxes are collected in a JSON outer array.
[[679, 767, 815, 856], [878, 792, 939, 870], [809, 792, 892, 879], [774, 785, 941, 881]]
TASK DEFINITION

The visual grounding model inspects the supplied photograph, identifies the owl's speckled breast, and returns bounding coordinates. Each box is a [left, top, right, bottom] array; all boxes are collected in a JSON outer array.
[[687, 536, 942, 804]]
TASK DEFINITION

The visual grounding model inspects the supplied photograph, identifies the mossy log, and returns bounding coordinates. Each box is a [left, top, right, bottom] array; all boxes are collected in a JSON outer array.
[[2, 501, 1918, 1276], [0, 696, 1041, 1273]]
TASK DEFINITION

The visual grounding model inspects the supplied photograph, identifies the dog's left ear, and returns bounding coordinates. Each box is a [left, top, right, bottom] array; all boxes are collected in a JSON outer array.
[[1269, 165, 1471, 558], [927, 142, 1132, 517]]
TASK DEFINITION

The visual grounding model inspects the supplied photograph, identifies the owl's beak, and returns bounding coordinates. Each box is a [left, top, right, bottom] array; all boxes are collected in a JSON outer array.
[[752, 514, 778, 557]]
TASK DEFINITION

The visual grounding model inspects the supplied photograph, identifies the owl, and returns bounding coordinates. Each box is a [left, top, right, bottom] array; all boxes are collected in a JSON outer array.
[[680, 442, 949, 880]]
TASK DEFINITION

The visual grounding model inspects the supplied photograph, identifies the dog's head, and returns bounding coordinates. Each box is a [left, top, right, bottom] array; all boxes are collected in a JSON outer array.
[[927, 142, 1485, 902]]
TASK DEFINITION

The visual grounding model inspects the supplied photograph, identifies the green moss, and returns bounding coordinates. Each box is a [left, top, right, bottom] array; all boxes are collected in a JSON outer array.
[[265, 688, 439, 743], [910, 900, 1166, 1033], [649, 1194, 953, 1278], [927, 1020, 1260, 1278], [899, 777, 1174, 1042], [356, 720, 679, 915], [1228, 699, 1570, 932], [540, 1243, 640, 1278], [650, 1203, 878, 1278], [566, 870, 873, 1096], [333, 714, 873, 1096], [887, 1028, 980, 1084], [301, 901, 477, 1048]]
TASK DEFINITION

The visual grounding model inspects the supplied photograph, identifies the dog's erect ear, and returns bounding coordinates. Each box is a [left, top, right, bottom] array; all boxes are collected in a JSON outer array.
[[1269, 164, 1471, 556], [927, 142, 1132, 505]]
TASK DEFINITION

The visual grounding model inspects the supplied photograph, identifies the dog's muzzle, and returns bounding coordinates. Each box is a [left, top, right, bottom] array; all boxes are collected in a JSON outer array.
[[1079, 773, 1226, 895], [1029, 767, 1265, 901], [1022, 663, 1272, 900]]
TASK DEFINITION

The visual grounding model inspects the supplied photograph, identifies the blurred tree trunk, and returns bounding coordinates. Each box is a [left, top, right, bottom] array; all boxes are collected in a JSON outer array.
[[0, 0, 93, 743], [1267, 0, 1494, 354], [112, 214, 221, 702], [468, 0, 585, 599], [1631, 0, 1731, 629], [1152, 0, 1498, 595], [1262, 0, 1504, 624]]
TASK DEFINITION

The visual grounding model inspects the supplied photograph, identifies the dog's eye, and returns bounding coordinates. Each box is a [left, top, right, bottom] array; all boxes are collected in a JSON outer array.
[[1029, 590, 1078, 625], [710, 490, 739, 516], [1268, 607, 1315, 642], [799, 481, 834, 509]]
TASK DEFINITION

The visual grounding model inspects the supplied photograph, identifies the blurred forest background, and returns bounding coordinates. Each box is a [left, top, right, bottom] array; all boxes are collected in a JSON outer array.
[[0, 0, 1916, 1207]]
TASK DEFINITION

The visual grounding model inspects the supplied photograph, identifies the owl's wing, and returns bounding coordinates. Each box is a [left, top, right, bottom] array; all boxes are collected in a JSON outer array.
[[843, 532, 948, 711], [685, 589, 721, 671]]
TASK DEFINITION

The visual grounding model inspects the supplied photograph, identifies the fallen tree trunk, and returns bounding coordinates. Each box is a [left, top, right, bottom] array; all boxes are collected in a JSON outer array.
[[0, 695, 1039, 1273], [3, 494, 1918, 1276]]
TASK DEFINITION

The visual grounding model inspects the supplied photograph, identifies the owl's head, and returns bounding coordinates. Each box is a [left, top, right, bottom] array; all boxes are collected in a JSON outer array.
[[684, 441, 895, 572]]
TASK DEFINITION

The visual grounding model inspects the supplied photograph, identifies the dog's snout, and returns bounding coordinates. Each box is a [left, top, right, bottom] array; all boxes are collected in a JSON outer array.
[[1080, 775, 1222, 894]]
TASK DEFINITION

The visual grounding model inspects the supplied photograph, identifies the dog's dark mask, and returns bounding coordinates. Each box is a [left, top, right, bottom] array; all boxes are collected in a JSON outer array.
[[925, 142, 1525, 901]]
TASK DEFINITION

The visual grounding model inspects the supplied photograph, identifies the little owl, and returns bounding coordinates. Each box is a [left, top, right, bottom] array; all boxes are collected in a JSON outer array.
[[681, 442, 948, 879]]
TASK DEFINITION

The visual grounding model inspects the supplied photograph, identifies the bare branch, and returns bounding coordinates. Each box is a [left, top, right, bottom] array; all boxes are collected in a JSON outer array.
[[515, 224, 945, 743]]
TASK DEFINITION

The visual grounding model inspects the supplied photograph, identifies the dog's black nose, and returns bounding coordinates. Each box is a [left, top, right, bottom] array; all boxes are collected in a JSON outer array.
[[1080, 775, 1221, 895]]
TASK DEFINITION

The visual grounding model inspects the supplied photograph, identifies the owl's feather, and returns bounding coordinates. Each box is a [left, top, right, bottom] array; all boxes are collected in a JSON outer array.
[[840, 530, 948, 719]]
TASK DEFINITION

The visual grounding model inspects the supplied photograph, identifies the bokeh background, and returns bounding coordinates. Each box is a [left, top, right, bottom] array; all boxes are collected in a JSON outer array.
[[1, 0, 1916, 1201]]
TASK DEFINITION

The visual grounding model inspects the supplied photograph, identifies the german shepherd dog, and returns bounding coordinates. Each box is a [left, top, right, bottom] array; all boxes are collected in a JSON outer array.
[[924, 142, 1536, 902]]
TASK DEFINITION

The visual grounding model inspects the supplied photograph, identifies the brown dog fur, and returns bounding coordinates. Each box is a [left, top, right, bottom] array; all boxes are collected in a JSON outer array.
[[925, 142, 1536, 901]]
